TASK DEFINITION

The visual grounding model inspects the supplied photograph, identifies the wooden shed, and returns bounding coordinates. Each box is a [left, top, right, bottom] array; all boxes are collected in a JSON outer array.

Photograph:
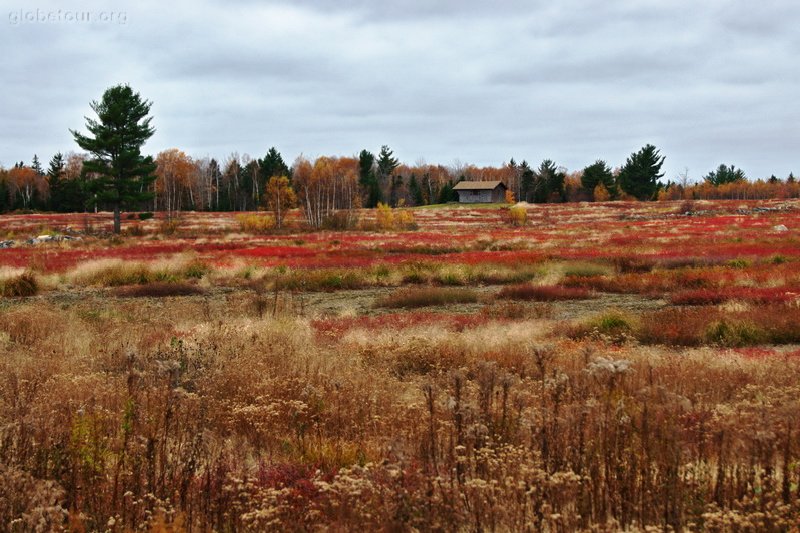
[[452, 181, 507, 203]]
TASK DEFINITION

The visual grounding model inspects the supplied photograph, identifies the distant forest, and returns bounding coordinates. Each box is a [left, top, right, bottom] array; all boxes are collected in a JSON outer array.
[[2, 146, 798, 217]]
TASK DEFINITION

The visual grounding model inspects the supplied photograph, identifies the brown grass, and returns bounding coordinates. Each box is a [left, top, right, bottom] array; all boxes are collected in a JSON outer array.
[[113, 282, 207, 298]]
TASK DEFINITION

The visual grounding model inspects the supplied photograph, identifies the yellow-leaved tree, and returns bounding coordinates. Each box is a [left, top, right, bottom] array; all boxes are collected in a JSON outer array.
[[265, 175, 296, 229]]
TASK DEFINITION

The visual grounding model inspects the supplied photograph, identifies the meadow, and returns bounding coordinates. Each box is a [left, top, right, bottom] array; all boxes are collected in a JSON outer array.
[[1, 199, 800, 531]]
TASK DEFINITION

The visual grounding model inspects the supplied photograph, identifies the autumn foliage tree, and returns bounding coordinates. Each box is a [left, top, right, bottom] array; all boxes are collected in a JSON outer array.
[[264, 176, 296, 229], [7, 165, 45, 209], [155, 149, 195, 217], [293, 156, 360, 229]]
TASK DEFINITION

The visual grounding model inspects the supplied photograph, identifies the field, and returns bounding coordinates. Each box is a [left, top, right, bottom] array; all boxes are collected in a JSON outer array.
[[2, 199, 800, 531]]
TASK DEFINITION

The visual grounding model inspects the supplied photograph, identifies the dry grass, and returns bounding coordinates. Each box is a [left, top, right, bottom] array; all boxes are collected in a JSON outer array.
[[65, 256, 210, 287], [1, 295, 800, 530]]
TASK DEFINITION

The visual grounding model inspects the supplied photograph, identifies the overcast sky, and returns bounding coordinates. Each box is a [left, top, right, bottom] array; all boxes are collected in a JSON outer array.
[[2, 0, 799, 180]]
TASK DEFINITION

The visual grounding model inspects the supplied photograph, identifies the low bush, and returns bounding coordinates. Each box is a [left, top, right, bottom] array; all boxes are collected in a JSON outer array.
[[236, 213, 276, 233], [114, 282, 206, 298], [0, 272, 38, 297], [670, 289, 727, 306], [704, 319, 767, 347], [562, 262, 610, 278], [497, 284, 594, 302], [611, 256, 656, 274], [506, 205, 527, 227], [563, 310, 635, 343], [322, 211, 359, 230], [375, 287, 480, 309]]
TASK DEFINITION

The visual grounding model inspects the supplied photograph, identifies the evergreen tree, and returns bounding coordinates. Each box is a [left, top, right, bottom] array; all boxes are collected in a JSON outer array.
[[31, 155, 44, 176], [617, 144, 665, 200], [0, 172, 9, 213], [376, 145, 399, 203], [408, 174, 423, 206], [71, 84, 156, 233], [703, 164, 746, 186], [787, 172, 795, 184], [581, 160, 615, 199], [437, 181, 456, 204], [47, 153, 65, 211], [208, 158, 222, 210], [519, 160, 534, 202], [259, 147, 291, 184], [533, 159, 565, 203], [377, 145, 399, 180], [389, 175, 405, 206], [358, 149, 382, 208]]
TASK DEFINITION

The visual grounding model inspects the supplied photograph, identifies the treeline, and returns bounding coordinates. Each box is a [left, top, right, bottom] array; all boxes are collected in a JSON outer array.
[[1, 144, 798, 216]]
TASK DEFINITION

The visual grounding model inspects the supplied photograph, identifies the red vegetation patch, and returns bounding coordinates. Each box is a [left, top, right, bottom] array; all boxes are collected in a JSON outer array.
[[671, 287, 800, 305]]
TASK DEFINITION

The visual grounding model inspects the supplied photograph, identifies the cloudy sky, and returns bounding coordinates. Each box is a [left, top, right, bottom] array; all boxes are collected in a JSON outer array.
[[2, 0, 798, 180]]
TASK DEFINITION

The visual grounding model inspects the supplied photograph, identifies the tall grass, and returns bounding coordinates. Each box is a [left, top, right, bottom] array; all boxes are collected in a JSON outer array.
[[1, 298, 799, 530]]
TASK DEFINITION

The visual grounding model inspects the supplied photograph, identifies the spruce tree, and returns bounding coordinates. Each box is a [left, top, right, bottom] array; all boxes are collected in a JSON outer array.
[[376, 145, 399, 204], [71, 84, 156, 233], [46, 153, 65, 211], [408, 174, 424, 206], [358, 149, 381, 207], [259, 147, 291, 185], [533, 159, 565, 203], [617, 144, 665, 200], [703, 164, 746, 186], [519, 160, 534, 202], [581, 160, 615, 198]]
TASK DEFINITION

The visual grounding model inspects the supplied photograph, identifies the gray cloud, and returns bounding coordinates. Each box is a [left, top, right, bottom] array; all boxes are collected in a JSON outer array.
[[1, 0, 798, 181]]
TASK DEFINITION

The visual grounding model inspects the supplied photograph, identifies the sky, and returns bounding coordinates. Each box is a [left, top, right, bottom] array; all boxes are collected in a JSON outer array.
[[2, 0, 799, 181]]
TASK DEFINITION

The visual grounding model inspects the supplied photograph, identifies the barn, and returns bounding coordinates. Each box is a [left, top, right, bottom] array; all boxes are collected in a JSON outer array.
[[452, 181, 508, 203]]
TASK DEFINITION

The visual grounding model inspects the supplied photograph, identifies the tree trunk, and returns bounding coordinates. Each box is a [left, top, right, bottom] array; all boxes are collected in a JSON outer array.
[[113, 204, 122, 234]]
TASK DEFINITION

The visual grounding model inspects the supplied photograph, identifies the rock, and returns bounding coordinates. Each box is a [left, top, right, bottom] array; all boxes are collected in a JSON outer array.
[[774, 224, 789, 232], [0, 240, 14, 249]]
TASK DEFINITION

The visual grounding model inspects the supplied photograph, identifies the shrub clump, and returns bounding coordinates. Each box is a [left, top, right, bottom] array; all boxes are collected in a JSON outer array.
[[497, 284, 594, 302], [114, 282, 207, 298], [0, 272, 38, 297], [236, 213, 276, 233], [375, 287, 480, 309]]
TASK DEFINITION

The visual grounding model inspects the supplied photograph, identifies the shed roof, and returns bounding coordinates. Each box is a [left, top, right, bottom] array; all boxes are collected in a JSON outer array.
[[452, 180, 506, 191]]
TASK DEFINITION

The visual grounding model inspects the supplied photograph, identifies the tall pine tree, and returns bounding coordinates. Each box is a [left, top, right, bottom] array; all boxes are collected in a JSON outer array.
[[71, 84, 156, 233]]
